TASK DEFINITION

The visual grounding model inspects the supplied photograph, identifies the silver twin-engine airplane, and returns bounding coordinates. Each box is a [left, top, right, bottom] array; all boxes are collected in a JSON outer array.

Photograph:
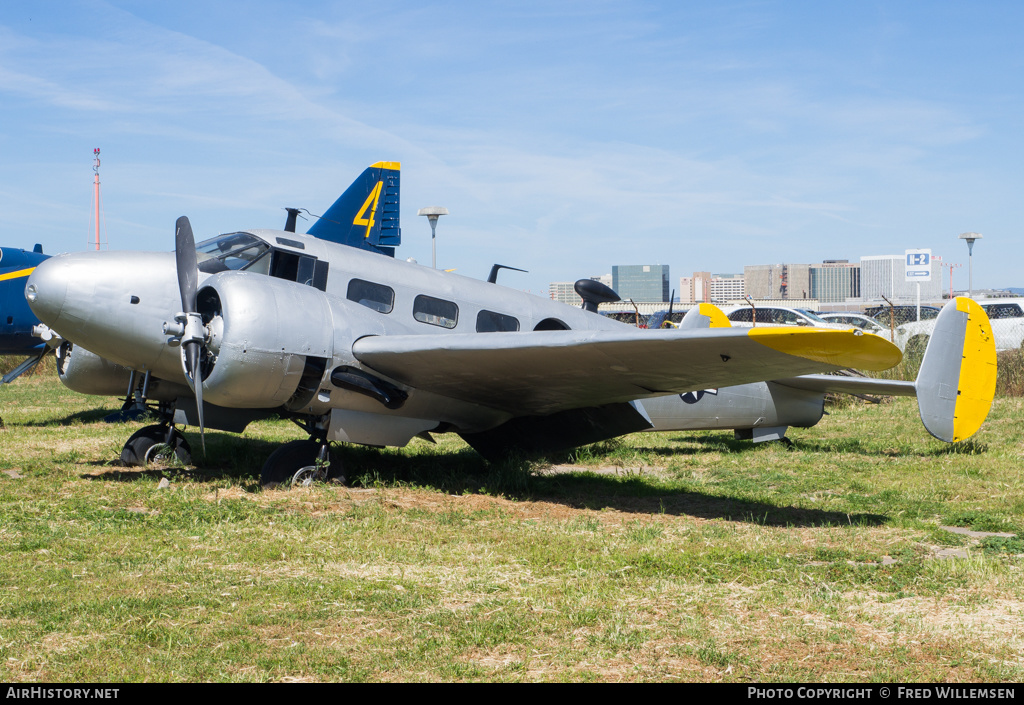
[[23, 162, 998, 486]]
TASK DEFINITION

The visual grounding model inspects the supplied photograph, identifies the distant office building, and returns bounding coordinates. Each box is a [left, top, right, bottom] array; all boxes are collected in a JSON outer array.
[[744, 263, 811, 300], [679, 277, 694, 303], [861, 255, 942, 302], [690, 271, 711, 303], [709, 273, 745, 302], [549, 275, 614, 306], [809, 261, 860, 303], [548, 281, 582, 306], [612, 264, 670, 303], [680, 272, 744, 303]]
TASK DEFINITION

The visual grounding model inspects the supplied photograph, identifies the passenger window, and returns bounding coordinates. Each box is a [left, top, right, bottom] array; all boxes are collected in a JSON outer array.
[[476, 310, 520, 332], [729, 309, 752, 322], [347, 279, 394, 314], [414, 295, 458, 329]]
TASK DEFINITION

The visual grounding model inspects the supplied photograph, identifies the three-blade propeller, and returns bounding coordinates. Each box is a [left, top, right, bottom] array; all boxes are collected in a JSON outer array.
[[173, 216, 206, 454]]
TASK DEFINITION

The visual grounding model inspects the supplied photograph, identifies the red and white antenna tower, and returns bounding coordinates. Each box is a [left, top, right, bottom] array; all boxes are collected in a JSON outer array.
[[91, 148, 104, 250]]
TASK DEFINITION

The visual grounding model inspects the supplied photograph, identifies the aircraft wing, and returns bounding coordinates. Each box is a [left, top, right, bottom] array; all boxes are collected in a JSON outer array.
[[353, 327, 901, 416]]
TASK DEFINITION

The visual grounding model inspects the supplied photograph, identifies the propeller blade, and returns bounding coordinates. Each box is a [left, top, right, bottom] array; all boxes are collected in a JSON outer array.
[[175, 215, 205, 455], [185, 341, 206, 455], [175, 216, 198, 314]]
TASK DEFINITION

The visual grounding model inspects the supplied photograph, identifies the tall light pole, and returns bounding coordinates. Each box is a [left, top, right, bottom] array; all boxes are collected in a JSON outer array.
[[417, 206, 449, 269], [92, 148, 102, 250], [958, 232, 982, 298]]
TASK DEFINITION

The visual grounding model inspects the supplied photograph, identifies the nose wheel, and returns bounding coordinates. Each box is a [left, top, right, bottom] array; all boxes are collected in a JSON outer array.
[[260, 439, 342, 489], [120, 424, 193, 467]]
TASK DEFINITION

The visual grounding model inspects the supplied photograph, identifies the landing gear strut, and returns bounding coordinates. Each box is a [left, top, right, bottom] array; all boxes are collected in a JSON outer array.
[[260, 438, 342, 489], [120, 423, 192, 466], [105, 370, 153, 423]]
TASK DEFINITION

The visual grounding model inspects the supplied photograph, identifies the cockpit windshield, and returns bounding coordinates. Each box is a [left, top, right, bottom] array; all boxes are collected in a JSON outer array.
[[195, 232, 271, 275]]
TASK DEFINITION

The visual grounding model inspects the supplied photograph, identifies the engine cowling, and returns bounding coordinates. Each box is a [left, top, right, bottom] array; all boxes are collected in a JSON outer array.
[[194, 272, 335, 408], [55, 342, 191, 402], [55, 342, 132, 396]]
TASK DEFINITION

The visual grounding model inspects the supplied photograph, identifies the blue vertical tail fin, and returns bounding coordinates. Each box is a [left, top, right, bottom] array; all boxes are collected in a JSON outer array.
[[306, 162, 401, 256]]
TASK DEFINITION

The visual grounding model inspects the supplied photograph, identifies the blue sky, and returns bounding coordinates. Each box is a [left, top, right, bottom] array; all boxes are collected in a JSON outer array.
[[2, 0, 1021, 295]]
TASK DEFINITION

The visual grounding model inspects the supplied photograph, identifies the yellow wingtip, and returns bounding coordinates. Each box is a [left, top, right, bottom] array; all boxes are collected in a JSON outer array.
[[749, 327, 903, 371]]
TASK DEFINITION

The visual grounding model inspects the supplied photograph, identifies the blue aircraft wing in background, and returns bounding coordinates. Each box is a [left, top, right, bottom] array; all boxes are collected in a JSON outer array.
[[1, 245, 50, 384]]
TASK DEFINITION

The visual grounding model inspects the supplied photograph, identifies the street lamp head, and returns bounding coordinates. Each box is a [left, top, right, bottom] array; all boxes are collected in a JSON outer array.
[[418, 206, 449, 225], [418, 207, 449, 269], [958, 232, 982, 298], [959, 231, 982, 256]]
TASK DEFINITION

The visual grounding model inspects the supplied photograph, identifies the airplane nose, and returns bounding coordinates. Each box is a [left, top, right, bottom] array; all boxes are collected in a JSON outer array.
[[25, 255, 70, 327]]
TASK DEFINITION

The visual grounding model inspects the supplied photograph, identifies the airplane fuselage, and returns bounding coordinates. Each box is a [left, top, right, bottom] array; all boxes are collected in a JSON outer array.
[[27, 228, 633, 444]]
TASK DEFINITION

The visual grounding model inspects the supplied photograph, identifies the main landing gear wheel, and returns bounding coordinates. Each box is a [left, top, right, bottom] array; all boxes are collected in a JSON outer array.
[[120, 424, 193, 467], [260, 439, 342, 489]]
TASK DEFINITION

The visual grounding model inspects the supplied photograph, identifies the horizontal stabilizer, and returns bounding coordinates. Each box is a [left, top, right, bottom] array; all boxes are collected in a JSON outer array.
[[776, 374, 916, 398]]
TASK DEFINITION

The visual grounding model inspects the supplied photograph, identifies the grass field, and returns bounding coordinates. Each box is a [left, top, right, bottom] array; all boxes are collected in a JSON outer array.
[[1, 365, 1022, 682]]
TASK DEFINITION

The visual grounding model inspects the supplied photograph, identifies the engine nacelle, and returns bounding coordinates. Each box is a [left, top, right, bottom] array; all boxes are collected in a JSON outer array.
[[195, 272, 335, 408], [56, 342, 193, 402], [56, 342, 133, 396]]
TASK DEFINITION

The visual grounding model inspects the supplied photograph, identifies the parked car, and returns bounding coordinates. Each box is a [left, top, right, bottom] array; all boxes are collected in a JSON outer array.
[[867, 305, 941, 328], [818, 313, 887, 336], [723, 305, 849, 329], [892, 298, 1024, 353]]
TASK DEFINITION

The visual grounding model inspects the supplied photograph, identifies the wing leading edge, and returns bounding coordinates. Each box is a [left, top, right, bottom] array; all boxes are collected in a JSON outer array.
[[353, 326, 901, 416]]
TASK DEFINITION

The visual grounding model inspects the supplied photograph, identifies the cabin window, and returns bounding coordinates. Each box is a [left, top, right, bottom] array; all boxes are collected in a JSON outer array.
[[728, 308, 752, 323], [476, 310, 520, 332], [347, 279, 395, 314], [413, 295, 458, 329]]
